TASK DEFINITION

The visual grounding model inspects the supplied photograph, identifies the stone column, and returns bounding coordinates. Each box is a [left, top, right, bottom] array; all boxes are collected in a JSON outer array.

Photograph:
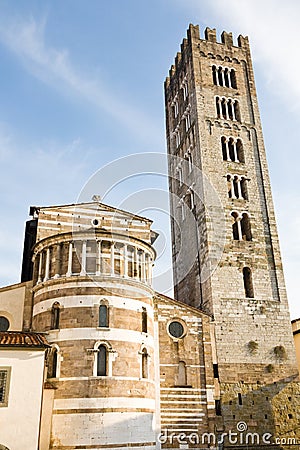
[[134, 247, 138, 279], [230, 177, 236, 199], [44, 248, 50, 281], [232, 101, 236, 121], [110, 242, 115, 275], [233, 140, 238, 162], [38, 252, 43, 283], [80, 240, 87, 276], [142, 251, 146, 282], [237, 218, 243, 241], [54, 243, 61, 279], [225, 140, 231, 161], [96, 240, 102, 276], [66, 241, 73, 277], [221, 68, 225, 87], [236, 177, 243, 199], [124, 244, 128, 277]]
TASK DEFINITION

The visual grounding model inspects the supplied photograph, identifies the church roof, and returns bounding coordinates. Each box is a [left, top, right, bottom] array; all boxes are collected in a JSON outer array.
[[0, 331, 50, 349], [30, 201, 153, 224]]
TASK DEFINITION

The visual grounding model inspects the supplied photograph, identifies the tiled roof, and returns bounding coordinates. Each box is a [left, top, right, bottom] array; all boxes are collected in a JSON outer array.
[[0, 331, 50, 348]]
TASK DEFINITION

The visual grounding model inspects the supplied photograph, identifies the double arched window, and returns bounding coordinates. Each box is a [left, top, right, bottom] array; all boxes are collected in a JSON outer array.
[[216, 97, 241, 122], [231, 212, 252, 241]]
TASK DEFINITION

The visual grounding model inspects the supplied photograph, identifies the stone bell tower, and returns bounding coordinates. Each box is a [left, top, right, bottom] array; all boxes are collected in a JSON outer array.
[[165, 24, 300, 445]]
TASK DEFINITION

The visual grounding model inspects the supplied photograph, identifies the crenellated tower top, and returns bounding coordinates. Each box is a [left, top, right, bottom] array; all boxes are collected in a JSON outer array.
[[165, 23, 250, 88]]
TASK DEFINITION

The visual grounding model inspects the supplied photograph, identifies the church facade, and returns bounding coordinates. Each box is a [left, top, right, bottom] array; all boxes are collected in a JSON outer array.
[[0, 24, 299, 450]]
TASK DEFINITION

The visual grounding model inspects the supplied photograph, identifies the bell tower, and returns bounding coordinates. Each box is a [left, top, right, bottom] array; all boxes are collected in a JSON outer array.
[[165, 24, 300, 443]]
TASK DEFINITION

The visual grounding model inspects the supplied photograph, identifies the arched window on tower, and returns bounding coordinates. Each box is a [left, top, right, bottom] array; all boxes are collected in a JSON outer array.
[[51, 302, 60, 330], [97, 345, 107, 376], [231, 212, 240, 240], [212, 65, 217, 85], [224, 68, 230, 88], [221, 137, 227, 160], [217, 66, 223, 86], [236, 139, 245, 163], [234, 100, 241, 122], [243, 267, 254, 298], [230, 69, 237, 88], [99, 304, 109, 328], [241, 213, 252, 241], [241, 177, 248, 200]]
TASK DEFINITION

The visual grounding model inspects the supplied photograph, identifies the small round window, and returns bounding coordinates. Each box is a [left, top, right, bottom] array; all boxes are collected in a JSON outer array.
[[168, 321, 185, 339], [0, 316, 10, 331]]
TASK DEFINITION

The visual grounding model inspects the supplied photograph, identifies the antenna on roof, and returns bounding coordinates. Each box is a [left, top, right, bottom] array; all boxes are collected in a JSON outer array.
[[92, 195, 101, 202]]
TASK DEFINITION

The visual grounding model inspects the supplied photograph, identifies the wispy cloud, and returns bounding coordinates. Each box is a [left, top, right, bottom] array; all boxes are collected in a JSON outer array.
[[182, 0, 300, 110], [0, 15, 162, 143]]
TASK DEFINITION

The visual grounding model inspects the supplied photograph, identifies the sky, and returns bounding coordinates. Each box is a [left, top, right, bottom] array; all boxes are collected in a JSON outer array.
[[0, 0, 299, 319]]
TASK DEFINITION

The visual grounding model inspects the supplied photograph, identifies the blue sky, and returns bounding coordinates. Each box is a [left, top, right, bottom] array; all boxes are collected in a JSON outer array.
[[0, 0, 299, 319]]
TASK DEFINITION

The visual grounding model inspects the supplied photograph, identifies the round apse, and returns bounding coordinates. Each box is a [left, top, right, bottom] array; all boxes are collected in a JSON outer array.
[[0, 316, 10, 331], [168, 320, 185, 339]]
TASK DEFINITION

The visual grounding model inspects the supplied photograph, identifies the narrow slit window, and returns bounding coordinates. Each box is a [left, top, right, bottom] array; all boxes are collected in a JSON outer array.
[[243, 267, 254, 298]]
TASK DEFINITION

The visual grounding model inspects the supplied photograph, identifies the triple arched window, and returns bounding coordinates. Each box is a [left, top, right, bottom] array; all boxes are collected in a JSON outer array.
[[227, 175, 248, 200], [216, 97, 241, 122], [212, 65, 237, 89], [221, 137, 244, 163]]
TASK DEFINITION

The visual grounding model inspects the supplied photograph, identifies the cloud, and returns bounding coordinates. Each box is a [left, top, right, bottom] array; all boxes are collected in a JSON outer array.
[[0, 15, 162, 144], [182, 0, 300, 111]]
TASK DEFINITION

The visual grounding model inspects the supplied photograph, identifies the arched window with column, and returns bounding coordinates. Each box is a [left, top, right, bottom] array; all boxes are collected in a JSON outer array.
[[231, 211, 252, 241]]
